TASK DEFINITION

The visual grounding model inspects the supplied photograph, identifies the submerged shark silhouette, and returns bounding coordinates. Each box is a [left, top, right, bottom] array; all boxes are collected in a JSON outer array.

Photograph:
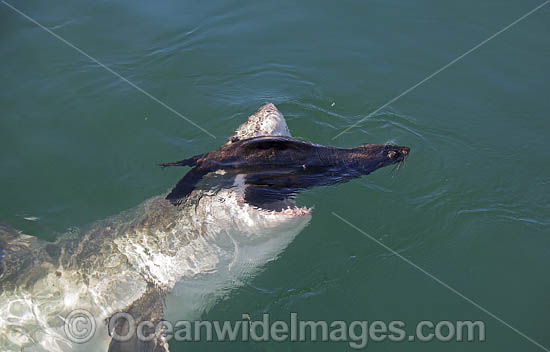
[[0, 103, 409, 352]]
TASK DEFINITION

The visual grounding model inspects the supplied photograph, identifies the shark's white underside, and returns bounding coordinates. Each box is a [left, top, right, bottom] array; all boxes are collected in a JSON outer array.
[[0, 104, 311, 352]]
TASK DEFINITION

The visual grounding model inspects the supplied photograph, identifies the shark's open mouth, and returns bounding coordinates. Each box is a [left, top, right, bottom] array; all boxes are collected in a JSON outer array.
[[238, 192, 311, 216]]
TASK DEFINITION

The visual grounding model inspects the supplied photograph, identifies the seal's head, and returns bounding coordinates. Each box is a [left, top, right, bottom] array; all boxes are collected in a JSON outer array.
[[352, 143, 410, 173]]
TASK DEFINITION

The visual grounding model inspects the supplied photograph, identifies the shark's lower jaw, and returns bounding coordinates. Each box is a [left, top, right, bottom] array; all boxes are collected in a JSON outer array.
[[280, 206, 311, 216], [247, 197, 311, 216], [254, 204, 311, 217]]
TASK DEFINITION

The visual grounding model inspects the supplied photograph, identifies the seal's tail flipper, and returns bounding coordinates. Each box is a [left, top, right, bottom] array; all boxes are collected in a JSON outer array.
[[158, 153, 204, 168], [165, 167, 209, 205]]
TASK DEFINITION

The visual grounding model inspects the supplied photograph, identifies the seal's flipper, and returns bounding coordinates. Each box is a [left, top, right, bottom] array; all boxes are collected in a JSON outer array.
[[244, 186, 298, 210], [165, 167, 209, 205], [243, 172, 303, 210], [243, 170, 330, 210], [107, 285, 168, 352]]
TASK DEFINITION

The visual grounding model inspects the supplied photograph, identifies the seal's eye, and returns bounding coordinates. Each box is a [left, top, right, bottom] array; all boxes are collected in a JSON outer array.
[[388, 151, 397, 159]]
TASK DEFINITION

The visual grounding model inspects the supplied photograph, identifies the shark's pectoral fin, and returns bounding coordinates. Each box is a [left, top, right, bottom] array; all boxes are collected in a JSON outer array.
[[165, 167, 209, 205], [0, 223, 51, 285], [107, 285, 169, 352]]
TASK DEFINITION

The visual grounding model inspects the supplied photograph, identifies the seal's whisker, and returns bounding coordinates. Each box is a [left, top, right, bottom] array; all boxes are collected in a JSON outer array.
[[390, 162, 400, 178]]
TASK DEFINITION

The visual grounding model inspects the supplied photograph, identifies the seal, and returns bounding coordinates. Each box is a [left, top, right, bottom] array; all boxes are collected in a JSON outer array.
[[0, 103, 410, 352], [160, 135, 409, 209]]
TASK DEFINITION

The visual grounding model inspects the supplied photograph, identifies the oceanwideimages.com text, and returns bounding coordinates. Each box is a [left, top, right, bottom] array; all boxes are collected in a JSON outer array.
[[65, 309, 485, 349]]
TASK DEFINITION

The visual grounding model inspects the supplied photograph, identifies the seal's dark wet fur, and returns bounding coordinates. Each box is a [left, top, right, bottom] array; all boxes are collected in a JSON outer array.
[[161, 136, 409, 209]]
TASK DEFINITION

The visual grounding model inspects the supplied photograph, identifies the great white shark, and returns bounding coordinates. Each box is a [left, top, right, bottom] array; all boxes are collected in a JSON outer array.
[[0, 103, 409, 352]]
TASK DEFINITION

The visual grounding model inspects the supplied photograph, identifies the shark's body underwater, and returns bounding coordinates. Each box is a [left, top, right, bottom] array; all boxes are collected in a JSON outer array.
[[0, 104, 409, 352]]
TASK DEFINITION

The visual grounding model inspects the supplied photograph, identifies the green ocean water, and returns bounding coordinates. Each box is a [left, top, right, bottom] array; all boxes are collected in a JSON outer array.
[[1, 0, 549, 351]]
